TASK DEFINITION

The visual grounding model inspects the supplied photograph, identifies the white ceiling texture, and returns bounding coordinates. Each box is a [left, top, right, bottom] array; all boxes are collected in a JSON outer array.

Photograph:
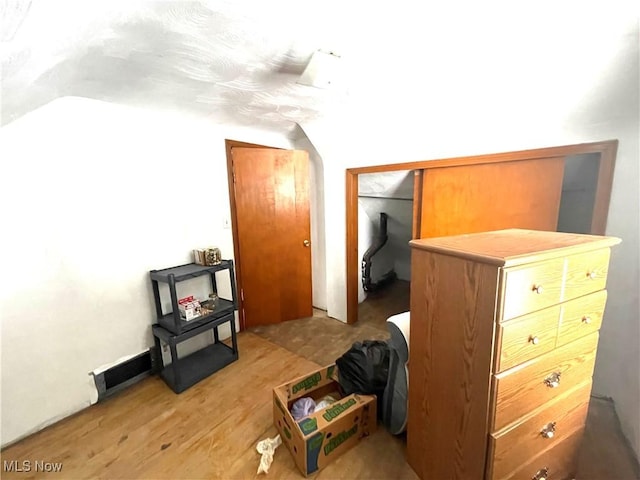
[[3, 0, 637, 138], [1, 0, 364, 131]]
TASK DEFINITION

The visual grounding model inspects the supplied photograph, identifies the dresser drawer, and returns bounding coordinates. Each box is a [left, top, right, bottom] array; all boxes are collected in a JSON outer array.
[[501, 258, 564, 321], [489, 381, 591, 479], [492, 333, 598, 431], [501, 426, 584, 480], [563, 248, 610, 301], [558, 290, 607, 347], [497, 305, 560, 372]]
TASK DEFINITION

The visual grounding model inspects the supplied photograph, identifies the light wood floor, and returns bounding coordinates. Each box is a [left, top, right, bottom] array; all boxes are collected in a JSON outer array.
[[251, 280, 639, 480], [2, 280, 638, 479], [1, 333, 415, 479]]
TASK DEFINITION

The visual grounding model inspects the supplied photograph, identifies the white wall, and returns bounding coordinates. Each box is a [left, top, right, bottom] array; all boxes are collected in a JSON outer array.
[[303, 8, 640, 457], [591, 130, 640, 455], [0, 97, 293, 446], [292, 133, 327, 310]]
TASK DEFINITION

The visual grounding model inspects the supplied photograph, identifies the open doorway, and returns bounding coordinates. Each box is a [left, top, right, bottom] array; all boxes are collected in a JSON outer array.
[[346, 140, 617, 324], [357, 170, 414, 330], [557, 152, 602, 234]]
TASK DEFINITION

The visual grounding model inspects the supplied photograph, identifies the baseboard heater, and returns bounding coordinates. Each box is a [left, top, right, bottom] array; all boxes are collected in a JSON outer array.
[[93, 348, 156, 401]]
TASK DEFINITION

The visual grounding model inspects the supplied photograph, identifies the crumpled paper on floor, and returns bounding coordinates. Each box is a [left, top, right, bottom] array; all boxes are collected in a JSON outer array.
[[256, 434, 282, 475]]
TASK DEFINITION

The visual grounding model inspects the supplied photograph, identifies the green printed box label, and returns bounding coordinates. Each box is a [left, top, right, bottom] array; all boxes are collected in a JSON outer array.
[[327, 365, 335, 379], [298, 417, 318, 435], [292, 372, 322, 394], [323, 425, 358, 456], [322, 398, 356, 422]]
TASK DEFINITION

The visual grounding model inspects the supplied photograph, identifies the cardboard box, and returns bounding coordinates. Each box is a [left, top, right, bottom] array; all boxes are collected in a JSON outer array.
[[273, 364, 377, 476]]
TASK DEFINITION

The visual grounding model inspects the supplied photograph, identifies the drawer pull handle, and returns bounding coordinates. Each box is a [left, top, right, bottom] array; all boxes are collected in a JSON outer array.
[[582, 315, 592, 324], [532, 467, 549, 480], [540, 422, 556, 439], [532, 284, 544, 294], [529, 335, 540, 345], [587, 271, 596, 279], [544, 372, 561, 388]]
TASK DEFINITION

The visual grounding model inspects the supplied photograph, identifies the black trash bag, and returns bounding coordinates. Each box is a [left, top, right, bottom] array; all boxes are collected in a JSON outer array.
[[336, 340, 390, 417]]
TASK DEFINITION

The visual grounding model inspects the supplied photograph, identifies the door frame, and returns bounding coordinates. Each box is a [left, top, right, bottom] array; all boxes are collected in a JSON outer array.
[[345, 139, 618, 324], [225, 139, 284, 331]]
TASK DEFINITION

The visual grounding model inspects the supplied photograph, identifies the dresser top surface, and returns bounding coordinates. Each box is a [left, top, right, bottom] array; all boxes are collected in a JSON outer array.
[[409, 229, 621, 266]]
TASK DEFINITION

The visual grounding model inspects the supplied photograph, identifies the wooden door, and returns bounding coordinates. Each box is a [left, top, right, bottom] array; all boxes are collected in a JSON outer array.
[[419, 158, 565, 238], [231, 147, 312, 327]]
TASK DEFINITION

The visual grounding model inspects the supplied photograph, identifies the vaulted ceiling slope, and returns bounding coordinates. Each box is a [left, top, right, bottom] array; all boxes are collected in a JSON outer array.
[[1, 0, 353, 131], [2, 1, 638, 137]]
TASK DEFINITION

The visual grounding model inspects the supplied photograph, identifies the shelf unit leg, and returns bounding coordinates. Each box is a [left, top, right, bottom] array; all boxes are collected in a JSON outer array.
[[209, 272, 218, 295], [213, 327, 219, 343], [230, 315, 238, 355], [153, 335, 162, 374], [168, 274, 181, 334], [169, 342, 181, 390], [152, 280, 163, 317]]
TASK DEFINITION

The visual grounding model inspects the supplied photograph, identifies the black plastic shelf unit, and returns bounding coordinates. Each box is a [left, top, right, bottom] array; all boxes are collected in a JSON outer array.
[[152, 313, 238, 394], [156, 298, 236, 335], [159, 342, 237, 393], [150, 260, 239, 393], [150, 260, 237, 335], [150, 260, 234, 283]]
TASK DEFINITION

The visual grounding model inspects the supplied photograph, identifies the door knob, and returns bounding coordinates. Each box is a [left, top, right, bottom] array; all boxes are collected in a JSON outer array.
[[303, 240, 310, 247]]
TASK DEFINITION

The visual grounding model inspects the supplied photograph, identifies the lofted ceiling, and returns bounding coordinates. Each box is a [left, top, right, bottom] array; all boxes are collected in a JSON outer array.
[[359, 171, 414, 200], [2, 1, 637, 138], [1, 0, 357, 131]]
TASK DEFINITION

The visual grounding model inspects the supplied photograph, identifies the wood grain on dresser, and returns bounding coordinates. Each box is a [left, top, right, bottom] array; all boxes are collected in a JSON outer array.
[[488, 381, 591, 479], [492, 333, 599, 431], [407, 229, 620, 480], [496, 305, 560, 372], [501, 259, 565, 320], [558, 290, 607, 345], [407, 250, 498, 479], [504, 427, 586, 480], [563, 248, 611, 300]]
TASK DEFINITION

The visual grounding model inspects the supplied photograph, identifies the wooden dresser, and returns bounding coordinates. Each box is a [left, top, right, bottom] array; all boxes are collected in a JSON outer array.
[[406, 229, 620, 480]]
